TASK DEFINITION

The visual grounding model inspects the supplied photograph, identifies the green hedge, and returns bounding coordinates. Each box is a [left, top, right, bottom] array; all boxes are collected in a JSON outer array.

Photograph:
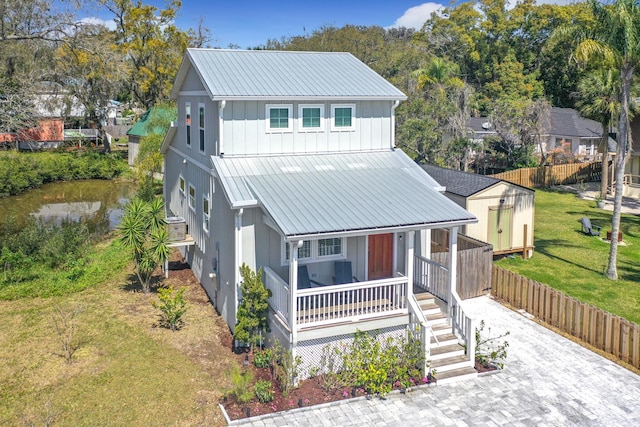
[[0, 151, 128, 196]]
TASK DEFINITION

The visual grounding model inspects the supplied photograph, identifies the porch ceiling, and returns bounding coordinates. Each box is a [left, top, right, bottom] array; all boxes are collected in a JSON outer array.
[[213, 150, 477, 239]]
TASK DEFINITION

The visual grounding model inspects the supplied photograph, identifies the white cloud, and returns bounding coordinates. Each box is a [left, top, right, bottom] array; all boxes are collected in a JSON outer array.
[[78, 17, 116, 31], [389, 2, 444, 30]]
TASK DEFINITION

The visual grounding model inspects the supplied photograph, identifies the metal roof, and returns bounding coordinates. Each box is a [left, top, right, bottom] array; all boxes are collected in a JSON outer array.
[[212, 150, 476, 239], [177, 49, 407, 101], [420, 164, 533, 198]]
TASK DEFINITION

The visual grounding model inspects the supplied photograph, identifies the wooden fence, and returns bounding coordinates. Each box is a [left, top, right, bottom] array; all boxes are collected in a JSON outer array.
[[431, 229, 493, 299], [492, 265, 640, 369], [490, 162, 601, 188]]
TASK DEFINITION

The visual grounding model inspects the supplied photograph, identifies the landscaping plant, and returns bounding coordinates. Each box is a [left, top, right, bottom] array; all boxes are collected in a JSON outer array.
[[224, 365, 254, 404], [152, 286, 188, 331], [254, 380, 275, 403], [234, 264, 271, 350], [475, 320, 510, 369]]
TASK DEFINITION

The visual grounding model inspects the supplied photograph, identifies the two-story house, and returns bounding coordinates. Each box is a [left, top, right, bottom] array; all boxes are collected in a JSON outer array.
[[161, 49, 478, 382]]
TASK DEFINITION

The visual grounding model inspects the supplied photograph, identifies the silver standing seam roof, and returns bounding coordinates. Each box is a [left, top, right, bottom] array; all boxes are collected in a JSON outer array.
[[212, 150, 476, 240], [173, 49, 407, 101]]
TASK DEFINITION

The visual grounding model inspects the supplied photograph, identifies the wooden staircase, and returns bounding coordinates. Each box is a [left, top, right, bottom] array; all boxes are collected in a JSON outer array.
[[415, 291, 477, 385]]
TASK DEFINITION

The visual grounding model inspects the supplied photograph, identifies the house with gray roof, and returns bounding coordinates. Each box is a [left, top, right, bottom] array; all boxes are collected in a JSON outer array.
[[161, 49, 478, 382], [421, 165, 535, 257]]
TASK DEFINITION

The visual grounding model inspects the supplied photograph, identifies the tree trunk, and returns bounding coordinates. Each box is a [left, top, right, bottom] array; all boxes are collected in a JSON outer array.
[[606, 64, 633, 280], [600, 132, 609, 199]]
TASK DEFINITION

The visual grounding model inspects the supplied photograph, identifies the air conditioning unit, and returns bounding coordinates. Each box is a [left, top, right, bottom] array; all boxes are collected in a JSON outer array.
[[165, 216, 186, 241]]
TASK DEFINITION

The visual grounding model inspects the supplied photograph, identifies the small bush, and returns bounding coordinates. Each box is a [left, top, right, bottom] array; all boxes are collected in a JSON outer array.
[[475, 320, 510, 369], [224, 365, 254, 404], [254, 380, 274, 403], [253, 348, 273, 368], [152, 286, 188, 331]]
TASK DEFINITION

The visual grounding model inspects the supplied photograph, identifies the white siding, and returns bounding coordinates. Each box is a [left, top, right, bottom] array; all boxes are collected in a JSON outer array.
[[222, 100, 393, 156]]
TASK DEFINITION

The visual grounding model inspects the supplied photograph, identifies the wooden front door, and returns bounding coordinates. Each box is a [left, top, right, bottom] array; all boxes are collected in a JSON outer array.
[[368, 233, 394, 280]]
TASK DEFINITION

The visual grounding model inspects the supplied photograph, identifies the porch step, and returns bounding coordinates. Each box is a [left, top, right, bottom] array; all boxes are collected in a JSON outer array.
[[431, 323, 451, 336], [419, 301, 442, 316], [431, 355, 473, 373], [430, 344, 465, 360], [434, 366, 478, 385], [426, 312, 448, 326], [430, 332, 459, 347]]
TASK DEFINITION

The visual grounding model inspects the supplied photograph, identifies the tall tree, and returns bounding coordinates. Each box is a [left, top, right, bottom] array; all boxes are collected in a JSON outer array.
[[572, 0, 640, 280], [574, 68, 621, 199]]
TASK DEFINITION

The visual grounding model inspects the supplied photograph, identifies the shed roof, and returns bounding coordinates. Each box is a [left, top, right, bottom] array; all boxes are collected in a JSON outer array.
[[172, 49, 407, 101], [420, 164, 533, 198], [127, 107, 176, 137], [213, 150, 475, 239]]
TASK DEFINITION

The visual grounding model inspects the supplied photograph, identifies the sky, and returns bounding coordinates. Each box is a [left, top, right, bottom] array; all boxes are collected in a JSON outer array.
[[81, 1, 446, 48], [82, 0, 573, 49]]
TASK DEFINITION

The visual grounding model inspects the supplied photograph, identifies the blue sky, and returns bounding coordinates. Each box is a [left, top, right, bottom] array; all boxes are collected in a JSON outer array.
[[82, 1, 446, 48]]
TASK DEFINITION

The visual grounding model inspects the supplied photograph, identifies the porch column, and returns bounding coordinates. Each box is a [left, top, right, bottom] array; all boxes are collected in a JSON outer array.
[[448, 226, 458, 307], [288, 241, 302, 347], [234, 208, 243, 320], [420, 229, 431, 289], [405, 230, 415, 300]]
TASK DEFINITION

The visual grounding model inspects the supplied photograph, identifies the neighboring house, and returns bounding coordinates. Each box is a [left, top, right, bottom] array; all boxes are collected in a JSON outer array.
[[625, 115, 640, 198], [0, 118, 64, 149], [127, 107, 176, 166], [161, 49, 478, 381], [421, 165, 535, 258]]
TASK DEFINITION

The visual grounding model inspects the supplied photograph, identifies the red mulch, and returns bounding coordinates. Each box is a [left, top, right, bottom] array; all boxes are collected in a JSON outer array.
[[475, 361, 499, 373]]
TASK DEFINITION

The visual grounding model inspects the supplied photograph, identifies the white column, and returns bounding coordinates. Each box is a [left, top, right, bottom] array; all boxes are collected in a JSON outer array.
[[405, 230, 415, 300], [288, 241, 302, 347], [448, 226, 458, 307], [234, 209, 243, 321], [419, 229, 431, 258]]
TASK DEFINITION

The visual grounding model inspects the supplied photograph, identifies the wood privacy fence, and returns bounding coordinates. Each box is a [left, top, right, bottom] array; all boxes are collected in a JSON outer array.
[[490, 162, 601, 188], [431, 229, 493, 299], [492, 265, 640, 369]]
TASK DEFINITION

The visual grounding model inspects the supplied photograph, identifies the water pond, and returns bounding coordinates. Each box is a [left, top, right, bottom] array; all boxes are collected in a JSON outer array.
[[0, 179, 136, 235]]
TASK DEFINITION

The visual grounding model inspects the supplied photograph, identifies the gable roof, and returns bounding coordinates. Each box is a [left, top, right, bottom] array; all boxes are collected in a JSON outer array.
[[420, 164, 532, 197], [171, 49, 407, 101], [549, 107, 602, 138], [213, 150, 475, 239], [127, 106, 176, 138]]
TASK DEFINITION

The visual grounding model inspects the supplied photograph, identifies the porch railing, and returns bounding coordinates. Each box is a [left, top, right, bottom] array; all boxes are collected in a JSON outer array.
[[451, 291, 475, 364], [264, 267, 290, 324], [624, 174, 640, 186], [414, 254, 449, 302], [296, 277, 409, 327], [407, 294, 430, 376]]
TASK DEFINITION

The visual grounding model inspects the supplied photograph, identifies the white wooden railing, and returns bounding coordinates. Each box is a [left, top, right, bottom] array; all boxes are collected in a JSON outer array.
[[264, 267, 290, 324], [296, 277, 409, 327], [414, 254, 449, 302], [451, 290, 475, 365], [407, 294, 430, 376]]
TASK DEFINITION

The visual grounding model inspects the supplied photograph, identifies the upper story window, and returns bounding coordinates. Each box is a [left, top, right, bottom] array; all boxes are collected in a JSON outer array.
[[185, 103, 191, 147], [188, 183, 196, 212], [298, 104, 324, 132], [198, 104, 205, 152], [331, 104, 356, 131], [266, 104, 293, 133]]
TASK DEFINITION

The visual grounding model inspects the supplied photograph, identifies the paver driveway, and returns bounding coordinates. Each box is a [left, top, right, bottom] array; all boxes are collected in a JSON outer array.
[[239, 295, 640, 426]]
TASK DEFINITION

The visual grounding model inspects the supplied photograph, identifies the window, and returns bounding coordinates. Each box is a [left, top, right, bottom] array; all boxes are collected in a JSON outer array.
[[179, 175, 185, 195], [318, 238, 342, 257], [331, 104, 356, 131], [188, 184, 196, 211], [298, 104, 324, 131], [203, 193, 210, 233], [198, 104, 205, 152], [266, 104, 293, 132], [185, 103, 191, 147], [283, 238, 345, 265]]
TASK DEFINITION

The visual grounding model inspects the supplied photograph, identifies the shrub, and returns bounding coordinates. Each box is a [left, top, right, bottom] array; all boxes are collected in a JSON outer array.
[[254, 380, 274, 403], [234, 264, 271, 350], [271, 341, 302, 397], [152, 286, 188, 331], [224, 365, 254, 404], [475, 320, 510, 369], [253, 348, 273, 368]]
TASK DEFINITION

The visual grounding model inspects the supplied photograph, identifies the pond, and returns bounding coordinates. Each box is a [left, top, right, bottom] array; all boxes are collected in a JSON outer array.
[[0, 179, 137, 236]]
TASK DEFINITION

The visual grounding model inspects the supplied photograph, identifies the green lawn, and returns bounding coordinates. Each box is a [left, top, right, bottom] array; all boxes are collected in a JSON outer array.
[[495, 189, 640, 324]]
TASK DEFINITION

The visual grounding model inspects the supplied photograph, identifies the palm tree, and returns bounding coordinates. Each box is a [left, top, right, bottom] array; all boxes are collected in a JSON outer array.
[[574, 0, 640, 280], [574, 68, 620, 200]]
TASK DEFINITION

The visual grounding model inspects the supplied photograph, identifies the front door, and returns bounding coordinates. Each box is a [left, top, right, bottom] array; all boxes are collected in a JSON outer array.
[[488, 206, 513, 252], [368, 233, 394, 280]]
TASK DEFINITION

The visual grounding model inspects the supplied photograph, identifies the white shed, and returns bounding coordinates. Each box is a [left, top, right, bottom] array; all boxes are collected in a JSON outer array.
[[421, 165, 535, 257]]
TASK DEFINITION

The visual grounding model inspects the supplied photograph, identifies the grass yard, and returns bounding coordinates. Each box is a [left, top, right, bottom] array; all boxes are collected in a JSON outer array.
[[495, 188, 640, 325], [0, 244, 235, 426]]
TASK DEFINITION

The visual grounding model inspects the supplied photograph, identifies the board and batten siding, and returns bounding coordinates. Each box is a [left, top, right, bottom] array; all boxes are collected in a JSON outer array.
[[465, 182, 534, 253], [222, 100, 393, 156]]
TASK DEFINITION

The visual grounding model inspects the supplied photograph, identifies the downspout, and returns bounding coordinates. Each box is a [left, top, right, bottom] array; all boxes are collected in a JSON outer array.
[[218, 100, 226, 156], [234, 208, 243, 322], [391, 100, 400, 149]]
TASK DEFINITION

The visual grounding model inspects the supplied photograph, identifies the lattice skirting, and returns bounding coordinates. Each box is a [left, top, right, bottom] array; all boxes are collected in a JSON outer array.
[[295, 325, 407, 379]]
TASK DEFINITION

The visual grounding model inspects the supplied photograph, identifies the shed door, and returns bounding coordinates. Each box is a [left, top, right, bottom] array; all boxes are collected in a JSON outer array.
[[488, 206, 513, 252], [368, 233, 394, 280]]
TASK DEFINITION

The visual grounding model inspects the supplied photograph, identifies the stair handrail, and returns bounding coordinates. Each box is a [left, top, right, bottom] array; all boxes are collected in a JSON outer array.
[[408, 293, 431, 377], [450, 289, 475, 366]]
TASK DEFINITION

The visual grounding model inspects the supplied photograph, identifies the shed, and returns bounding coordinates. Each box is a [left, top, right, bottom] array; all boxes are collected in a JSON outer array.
[[126, 106, 176, 166], [421, 164, 535, 257]]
